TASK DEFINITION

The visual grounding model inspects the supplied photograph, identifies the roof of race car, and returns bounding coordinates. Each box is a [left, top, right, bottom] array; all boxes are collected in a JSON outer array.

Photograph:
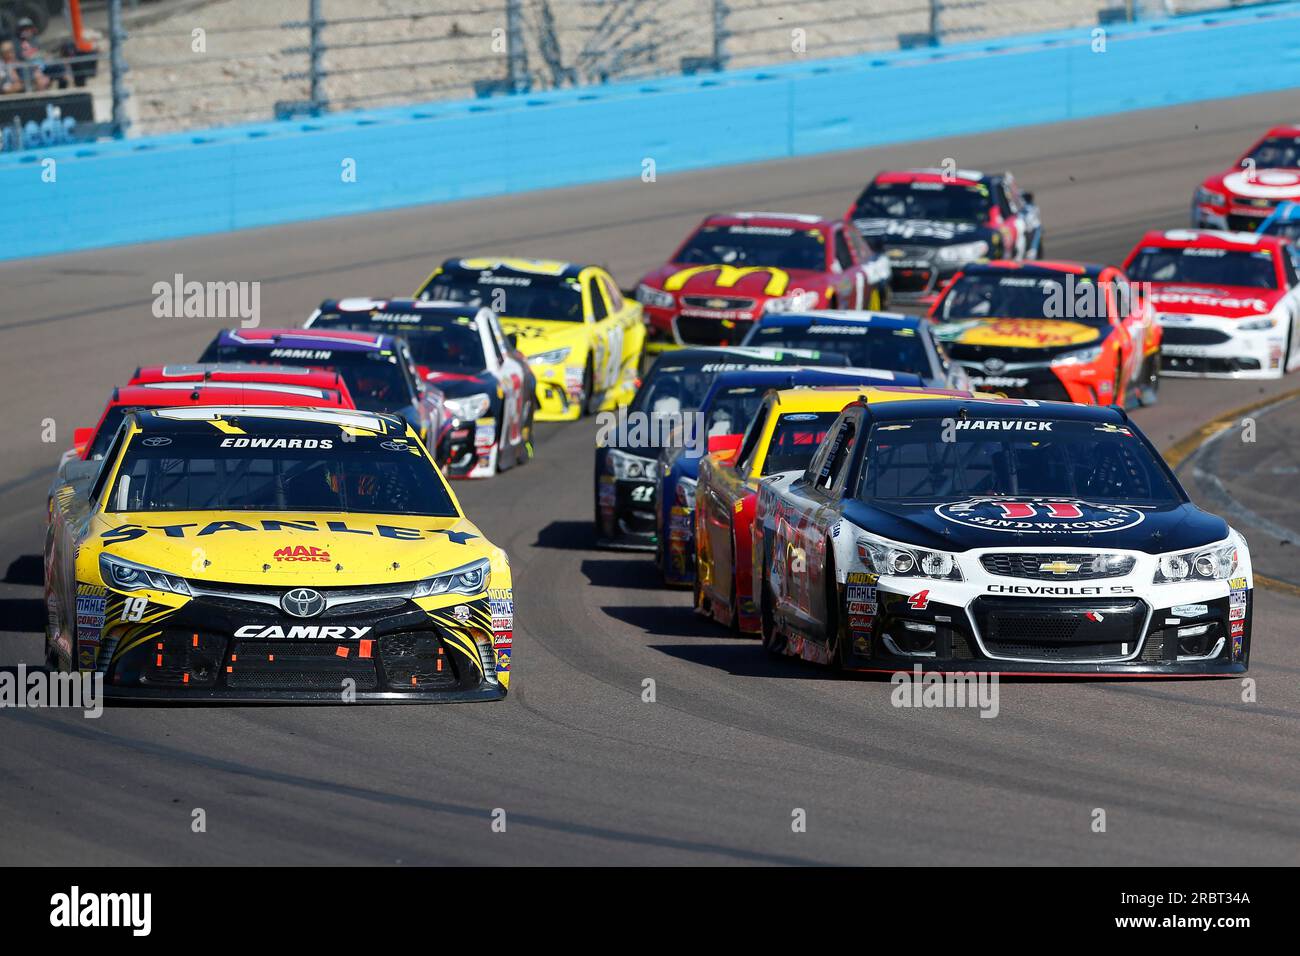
[[313, 298, 486, 325], [770, 385, 977, 414], [706, 367, 916, 397], [873, 168, 988, 187], [1262, 124, 1300, 138], [959, 259, 1106, 279], [438, 258, 586, 280], [645, 345, 849, 373], [111, 381, 347, 405], [859, 395, 1125, 424], [751, 309, 922, 332], [132, 363, 346, 387], [211, 328, 398, 353], [702, 211, 835, 229], [1136, 228, 1289, 251], [128, 406, 406, 434]]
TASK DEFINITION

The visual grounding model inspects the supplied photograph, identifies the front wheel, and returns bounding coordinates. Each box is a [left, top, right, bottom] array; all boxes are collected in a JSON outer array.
[[759, 548, 784, 657]]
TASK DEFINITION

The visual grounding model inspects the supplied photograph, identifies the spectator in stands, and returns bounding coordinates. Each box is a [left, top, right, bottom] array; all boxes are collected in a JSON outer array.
[[1, 42, 25, 95], [15, 17, 51, 93]]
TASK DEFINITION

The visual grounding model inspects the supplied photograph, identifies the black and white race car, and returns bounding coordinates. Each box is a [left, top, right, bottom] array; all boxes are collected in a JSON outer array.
[[306, 298, 536, 478], [753, 392, 1251, 675], [848, 168, 1043, 305]]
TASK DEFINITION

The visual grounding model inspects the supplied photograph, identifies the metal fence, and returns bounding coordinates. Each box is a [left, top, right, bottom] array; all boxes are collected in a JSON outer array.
[[4, 0, 1276, 139]]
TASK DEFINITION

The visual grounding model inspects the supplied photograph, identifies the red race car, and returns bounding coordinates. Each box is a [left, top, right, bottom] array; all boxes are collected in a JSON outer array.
[[1123, 229, 1300, 378], [128, 362, 353, 396], [847, 168, 1042, 306], [63, 378, 355, 466], [634, 211, 890, 353], [927, 259, 1161, 406], [1192, 125, 1300, 233]]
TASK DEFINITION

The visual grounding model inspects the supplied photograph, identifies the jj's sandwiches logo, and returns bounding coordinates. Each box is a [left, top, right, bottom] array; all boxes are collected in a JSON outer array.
[[936, 497, 1145, 534], [50, 886, 151, 936]]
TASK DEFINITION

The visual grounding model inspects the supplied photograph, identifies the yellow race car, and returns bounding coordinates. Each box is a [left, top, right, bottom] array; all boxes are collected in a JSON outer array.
[[415, 257, 645, 421], [45, 406, 513, 702]]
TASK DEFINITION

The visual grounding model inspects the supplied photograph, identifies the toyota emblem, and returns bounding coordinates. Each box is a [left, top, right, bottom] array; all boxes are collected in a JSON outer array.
[[982, 358, 1006, 374], [141, 436, 173, 447], [281, 587, 327, 618]]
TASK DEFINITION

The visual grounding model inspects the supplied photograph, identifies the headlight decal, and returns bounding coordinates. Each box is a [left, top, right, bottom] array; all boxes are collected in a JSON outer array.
[[99, 553, 192, 596], [855, 533, 963, 581]]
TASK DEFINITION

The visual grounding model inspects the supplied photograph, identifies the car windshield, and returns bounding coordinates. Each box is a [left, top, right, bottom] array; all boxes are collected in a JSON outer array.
[[312, 314, 486, 371], [675, 224, 827, 272], [702, 385, 768, 439], [1125, 247, 1278, 289], [852, 182, 991, 222], [200, 345, 411, 412], [859, 418, 1181, 504], [762, 411, 839, 476], [419, 272, 585, 322], [744, 325, 930, 374], [935, 272, 1116, 325], [107, 432, 457, 515], [1244, 135, 1300, 169]]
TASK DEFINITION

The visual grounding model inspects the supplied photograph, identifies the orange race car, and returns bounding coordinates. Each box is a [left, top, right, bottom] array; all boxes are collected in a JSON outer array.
[[927, 260, 1161, 407]]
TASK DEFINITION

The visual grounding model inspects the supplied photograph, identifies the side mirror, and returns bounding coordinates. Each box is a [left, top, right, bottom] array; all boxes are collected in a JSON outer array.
[[1021, 190, 1035, 204], [707, 433, 743, 464], [505, 333, 518, 349], [63, 459, 99, 483], [73, 426, 94, 451]]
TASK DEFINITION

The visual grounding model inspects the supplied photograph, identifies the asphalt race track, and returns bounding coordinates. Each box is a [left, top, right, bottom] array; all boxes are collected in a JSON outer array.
[[2, 90, 1299, 866]]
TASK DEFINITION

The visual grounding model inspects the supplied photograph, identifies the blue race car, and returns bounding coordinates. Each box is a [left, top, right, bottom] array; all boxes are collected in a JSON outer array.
[[653, 364, 922, 586], [595, 345, 850, 550], [1257, 200, 1300, 242], [738, 310, 969, 389]]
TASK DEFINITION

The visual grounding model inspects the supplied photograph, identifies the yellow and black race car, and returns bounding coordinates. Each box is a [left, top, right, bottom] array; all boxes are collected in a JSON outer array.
[[45, 406, 513, 702], [416, 257, 645, 421]]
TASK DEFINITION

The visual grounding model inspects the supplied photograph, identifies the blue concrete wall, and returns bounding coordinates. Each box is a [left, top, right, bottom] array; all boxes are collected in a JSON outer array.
[[3, 3, 1300, 261]]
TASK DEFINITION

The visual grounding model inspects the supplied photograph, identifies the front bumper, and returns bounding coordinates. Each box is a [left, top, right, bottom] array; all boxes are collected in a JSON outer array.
[[1192, 201, 1273, 234], [89, 591, 508, 702], [1158, 315, 1284, 379], [595, 474, 657, 549], [643, 304, 759, 350], [957, 360, 1113, 405], [532, 363, 585, 421], [821, 570, 1251, 676]]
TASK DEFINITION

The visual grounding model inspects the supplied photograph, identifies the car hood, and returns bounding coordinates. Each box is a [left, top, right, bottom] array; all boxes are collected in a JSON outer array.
[[420, 369, 493, 399], [1146, 283, 1283, 319], [852, 217, 986, 246], [1205, 167, 1300, 202], [497, 318, 587, 354], [841, 497, 1229, 554], [92, 511, 493, 586], [934, 317, 1104, 351], [642, 263, 824, 298]]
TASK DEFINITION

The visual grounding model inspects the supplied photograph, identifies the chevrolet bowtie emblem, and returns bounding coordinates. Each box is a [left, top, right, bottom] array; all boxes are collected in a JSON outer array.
[[1039, 560, 1081, 574]]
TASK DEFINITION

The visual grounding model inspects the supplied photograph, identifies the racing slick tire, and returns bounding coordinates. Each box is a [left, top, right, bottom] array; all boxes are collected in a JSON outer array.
[[824, 552, 852, 672], [1138, 352, 1161, 406], [758, 545, 785, 657], [581, 361, 600, 418], [511, 403, 535, 468]]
